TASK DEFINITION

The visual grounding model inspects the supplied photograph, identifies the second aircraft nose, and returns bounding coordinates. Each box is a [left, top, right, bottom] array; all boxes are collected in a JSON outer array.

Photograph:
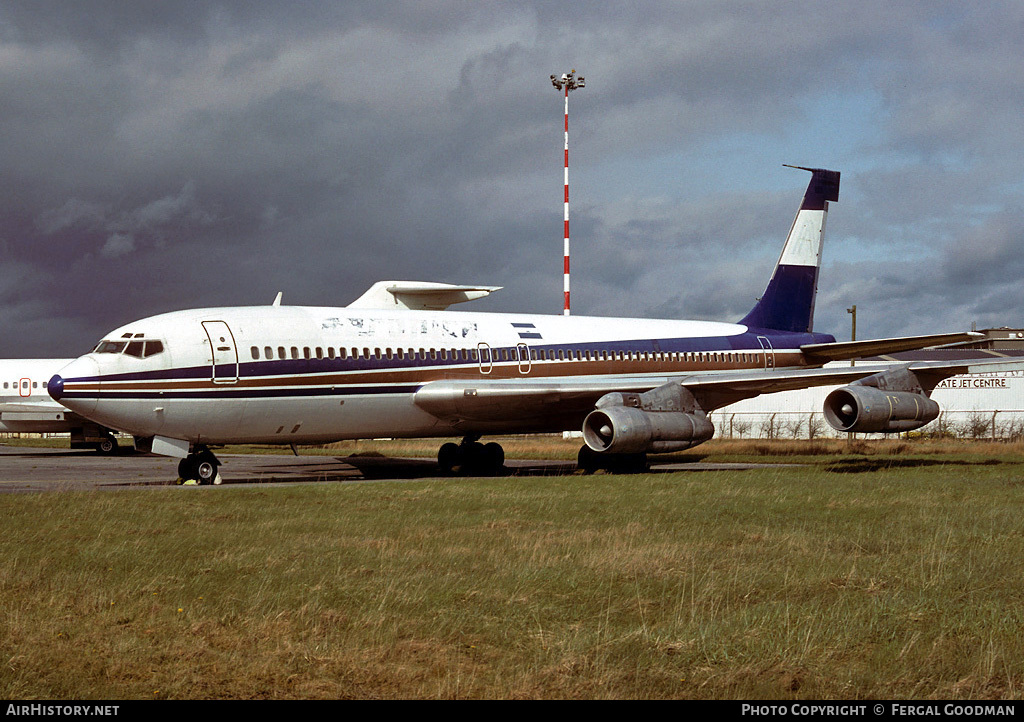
[[46, 374, 64, 401]]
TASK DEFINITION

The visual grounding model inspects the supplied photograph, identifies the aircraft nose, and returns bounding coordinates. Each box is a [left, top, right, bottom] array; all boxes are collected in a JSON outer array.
[[49, 357, 100, 414]]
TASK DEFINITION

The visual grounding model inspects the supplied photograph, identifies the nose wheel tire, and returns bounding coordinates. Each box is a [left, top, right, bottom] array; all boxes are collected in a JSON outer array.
[[177, 449, 222, 485], [196, 458, 218, 484]]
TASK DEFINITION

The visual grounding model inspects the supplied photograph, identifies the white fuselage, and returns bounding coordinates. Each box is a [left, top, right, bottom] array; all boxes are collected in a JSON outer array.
[[51, 305, 831, 447]]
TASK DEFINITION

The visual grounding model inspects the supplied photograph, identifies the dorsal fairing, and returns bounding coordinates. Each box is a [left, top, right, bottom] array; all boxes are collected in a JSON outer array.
[[738, 166, 840, 333], [348, 281, 501, 311]]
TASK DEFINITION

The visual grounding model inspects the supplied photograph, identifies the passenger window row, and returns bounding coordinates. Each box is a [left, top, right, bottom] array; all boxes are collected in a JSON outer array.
[[247, 345, 765, 364], [3, 380, 39, 390], [250, 345, 486, 362]]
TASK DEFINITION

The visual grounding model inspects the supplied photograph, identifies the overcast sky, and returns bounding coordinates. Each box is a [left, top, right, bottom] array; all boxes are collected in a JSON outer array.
[[1, 1, 1022, 356]]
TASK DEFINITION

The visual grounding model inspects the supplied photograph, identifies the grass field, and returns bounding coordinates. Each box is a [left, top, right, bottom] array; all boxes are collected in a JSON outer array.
[[2, 439, 1024, 699]]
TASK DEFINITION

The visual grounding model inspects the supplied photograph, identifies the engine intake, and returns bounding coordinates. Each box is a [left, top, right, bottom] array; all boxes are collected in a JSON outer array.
[[583, 406, 714, 454], [823, 385, 939, 433], [582, 382, 715, 454]]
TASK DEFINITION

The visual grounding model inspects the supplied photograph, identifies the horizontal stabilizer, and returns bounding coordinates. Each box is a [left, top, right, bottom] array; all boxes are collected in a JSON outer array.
[[801, 332, 983, 364], [782, 165, 840, 207], [348, 281, 502, 311]]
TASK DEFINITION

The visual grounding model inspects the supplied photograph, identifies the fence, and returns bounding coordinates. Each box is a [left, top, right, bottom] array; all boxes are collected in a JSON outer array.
[[710, 410, 1024, 441]]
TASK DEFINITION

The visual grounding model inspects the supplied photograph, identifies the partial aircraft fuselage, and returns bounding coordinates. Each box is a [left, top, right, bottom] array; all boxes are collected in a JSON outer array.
[[0, 359, 73, 434], [0, 359, 120, 452]]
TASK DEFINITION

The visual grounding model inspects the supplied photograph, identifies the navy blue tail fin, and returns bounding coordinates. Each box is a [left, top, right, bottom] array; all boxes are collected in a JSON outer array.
[[738, 166, 840, 333]]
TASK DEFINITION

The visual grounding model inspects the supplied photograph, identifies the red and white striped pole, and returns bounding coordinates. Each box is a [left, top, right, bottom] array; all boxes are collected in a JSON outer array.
[[562, 82, 571, 315], [551, 70, 585, 316]]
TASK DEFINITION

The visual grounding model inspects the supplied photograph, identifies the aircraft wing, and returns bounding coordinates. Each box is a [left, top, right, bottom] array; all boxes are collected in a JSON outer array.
[[800, 332, 983, 364], [0, 399, 75, 422], [413, 356, 1024, 425], [675, 357, 1024, 410]]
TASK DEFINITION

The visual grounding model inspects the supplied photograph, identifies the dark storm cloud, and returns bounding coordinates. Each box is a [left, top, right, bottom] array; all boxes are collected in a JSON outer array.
[[0, 1, 1023, 355]]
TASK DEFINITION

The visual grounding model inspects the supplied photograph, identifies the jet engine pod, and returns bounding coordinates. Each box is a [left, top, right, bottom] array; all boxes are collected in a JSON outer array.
[[582, 405, 715, 454], [823, 385, 940, 433]]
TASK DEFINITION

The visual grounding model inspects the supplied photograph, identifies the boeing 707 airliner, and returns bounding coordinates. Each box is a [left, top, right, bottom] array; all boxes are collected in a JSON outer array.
[[49, 167, 1021, 482]]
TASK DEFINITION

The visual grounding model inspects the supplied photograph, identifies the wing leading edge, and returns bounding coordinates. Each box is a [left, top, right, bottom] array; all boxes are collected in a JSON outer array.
[[800, 332, 983, 364]]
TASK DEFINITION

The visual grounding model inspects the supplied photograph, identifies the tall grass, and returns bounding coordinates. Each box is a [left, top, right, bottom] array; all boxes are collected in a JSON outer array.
[[3, 457, 1024, 699]]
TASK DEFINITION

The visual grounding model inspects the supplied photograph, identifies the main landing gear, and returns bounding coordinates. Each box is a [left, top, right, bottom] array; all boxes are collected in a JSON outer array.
[[95, 433, 118, 455], [71, 426, 120, 455], [437, 436, 505, 476], [177, 445, 222, 485], [434, 438, 649, 476], [577, 445, 648, 474]]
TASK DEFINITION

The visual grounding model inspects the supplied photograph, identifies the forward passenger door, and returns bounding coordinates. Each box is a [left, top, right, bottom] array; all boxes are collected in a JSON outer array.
[[202, 321, 239, 384]]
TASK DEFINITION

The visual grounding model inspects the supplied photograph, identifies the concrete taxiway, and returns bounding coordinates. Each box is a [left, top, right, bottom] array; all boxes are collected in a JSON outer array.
[[0, 444, 800, 493]]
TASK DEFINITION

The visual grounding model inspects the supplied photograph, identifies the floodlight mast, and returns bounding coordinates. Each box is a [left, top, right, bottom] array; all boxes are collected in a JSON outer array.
[[550, 70, 585, 315]]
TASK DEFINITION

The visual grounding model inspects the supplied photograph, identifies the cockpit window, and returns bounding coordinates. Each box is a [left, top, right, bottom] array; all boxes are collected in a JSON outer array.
[[93, 338, 165, 357], [125, 341, 145, 358]]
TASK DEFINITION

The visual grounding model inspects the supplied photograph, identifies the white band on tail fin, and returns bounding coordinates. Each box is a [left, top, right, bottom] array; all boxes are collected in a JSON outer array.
[[777, 164, 839, 267]]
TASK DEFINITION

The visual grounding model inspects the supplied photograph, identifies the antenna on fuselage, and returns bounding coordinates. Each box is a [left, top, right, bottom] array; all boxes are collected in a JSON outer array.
[[272, 292, 283, 307]]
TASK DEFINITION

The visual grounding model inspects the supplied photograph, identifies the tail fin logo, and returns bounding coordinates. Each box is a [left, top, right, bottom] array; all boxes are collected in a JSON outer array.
[[738, 166, 840, 333]]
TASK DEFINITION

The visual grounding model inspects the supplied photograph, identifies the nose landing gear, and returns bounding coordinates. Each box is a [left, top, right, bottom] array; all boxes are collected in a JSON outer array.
[[177, 446, 222, 485]]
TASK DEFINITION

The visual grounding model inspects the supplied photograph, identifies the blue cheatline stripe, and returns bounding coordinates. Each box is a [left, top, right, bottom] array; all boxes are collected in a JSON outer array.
[[59, 330, 835, 386], [59, 384, 424, 401]]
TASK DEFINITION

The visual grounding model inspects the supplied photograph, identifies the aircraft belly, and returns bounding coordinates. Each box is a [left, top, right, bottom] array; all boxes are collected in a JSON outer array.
[[116, 397, 247, 443], [195, 392, 445, 444], [59, 398, 135, 437]]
